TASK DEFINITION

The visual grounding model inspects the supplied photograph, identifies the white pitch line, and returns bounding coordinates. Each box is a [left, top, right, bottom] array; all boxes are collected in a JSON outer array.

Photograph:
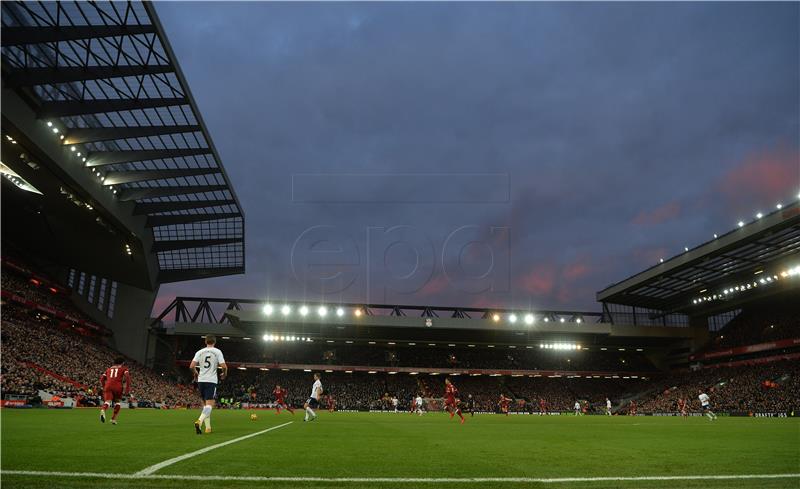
[[2, 470, 799, 483], [134, 421, 293, 476]]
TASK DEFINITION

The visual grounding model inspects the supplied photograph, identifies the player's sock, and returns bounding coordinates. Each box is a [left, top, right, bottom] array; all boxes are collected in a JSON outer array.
[[112, 404, 121, 421], [306, 406, 316, 419], [204, 415, 211, 431], [198, 405, 212, 423], [288, 406, 295, 414], [276, 406, 281, 415], [456, 408, 464, 421]]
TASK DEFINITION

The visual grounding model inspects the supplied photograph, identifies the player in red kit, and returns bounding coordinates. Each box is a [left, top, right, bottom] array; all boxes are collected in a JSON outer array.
[[678, 398, 688, 418], [539, 398, 548, 416], [444, 378, 465, 424], [99, 357, 131, 425], [327, 394, 335, 413], [499, 394, 510, 416], [273, 384, 294, 415]]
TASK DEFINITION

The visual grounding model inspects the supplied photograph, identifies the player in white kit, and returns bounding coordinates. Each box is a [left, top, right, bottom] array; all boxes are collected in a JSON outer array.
[[189, 335, 227, 434], [698, 390, 717, 421], [574, 401, 581, 416], [304, 372, 322, 422], [415, 395, 424, 415], [392, 396, 399, 413], [606, 398, 612, 415]]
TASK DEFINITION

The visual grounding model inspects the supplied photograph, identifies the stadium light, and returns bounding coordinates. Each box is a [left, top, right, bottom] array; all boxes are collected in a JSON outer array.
[[543, 317, 549, 322], [756, 212, 763, 219], [713, 234, 718, 239], [508, 313, 517, 324], [659, 258, 664, 263], [559, 317, 565, 323], [299, 305, 309, 316], [492, 313, 501, 322], [317, 306, 328, 317], [52, 127, 59, 133], [262, 334, 270, 341], [524, 313, 534, 325], [262, 304, 274, 316], [336, 307, 345, 317], [684, 247, 689, 252], [738, 221, 744, 227], [281, 305, 291, 316], [46, 121, 53, 127], [354, 309, 363, 317], [777, 204, 783, 210]]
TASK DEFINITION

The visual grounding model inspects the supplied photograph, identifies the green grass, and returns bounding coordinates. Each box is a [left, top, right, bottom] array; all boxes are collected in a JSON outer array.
[[1, 409, 798, 489]]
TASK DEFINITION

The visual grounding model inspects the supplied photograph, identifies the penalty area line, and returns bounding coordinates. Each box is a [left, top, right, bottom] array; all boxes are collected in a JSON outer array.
[[1, 470, 799, 483], [134, 420, 293, 476]]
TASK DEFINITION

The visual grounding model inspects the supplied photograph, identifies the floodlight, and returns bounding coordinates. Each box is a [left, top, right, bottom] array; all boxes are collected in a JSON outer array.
[[318, 306, 328, 317], [508, 314, 517, 324], [263, 304, 274, 315], [281, 305, 291, 316], [336, 307, 345, 317], [524, 314, 534, 325]]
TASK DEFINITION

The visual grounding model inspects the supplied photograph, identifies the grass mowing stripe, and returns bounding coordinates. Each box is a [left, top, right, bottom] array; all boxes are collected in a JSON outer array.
[[134, 421, 293, 475], [3, 470, 800, 483]]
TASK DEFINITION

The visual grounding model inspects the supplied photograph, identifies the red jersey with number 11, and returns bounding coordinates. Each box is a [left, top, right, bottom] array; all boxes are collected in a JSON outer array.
[[100, 365, 130, 393]]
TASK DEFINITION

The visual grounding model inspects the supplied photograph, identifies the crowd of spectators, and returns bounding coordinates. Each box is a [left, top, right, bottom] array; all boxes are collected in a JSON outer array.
[[637, 360, 800, 414], [218, 359, 800, 415], [1, 303, 199, 407]]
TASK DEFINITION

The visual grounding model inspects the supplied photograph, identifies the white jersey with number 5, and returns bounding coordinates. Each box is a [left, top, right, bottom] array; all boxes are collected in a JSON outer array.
[[193, 347, 225, 383], [698, 393, 710, 406], [310, 379, 322, 400]]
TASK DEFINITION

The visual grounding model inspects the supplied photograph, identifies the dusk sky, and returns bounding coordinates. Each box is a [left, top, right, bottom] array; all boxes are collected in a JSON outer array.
[[152, 2, 799, 315]]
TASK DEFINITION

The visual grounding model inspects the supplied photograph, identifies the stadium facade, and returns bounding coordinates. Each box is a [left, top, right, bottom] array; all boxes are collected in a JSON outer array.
[[1, 1, 244, 362]]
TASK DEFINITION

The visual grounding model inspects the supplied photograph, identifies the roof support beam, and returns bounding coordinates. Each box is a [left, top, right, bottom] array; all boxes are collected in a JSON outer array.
[[152, 238, 242, 253], [118, 185, 227, 201], [133, 199, 237, 215], [158, 267, 244, 284], [102, 167, 218, 186], [86, 148, 211, 167], [38, 97, 187, 118], [3, 65, 174, 88], [63, 125, 201, 145], [1, 25, 157, 45], [146, 213, 241, 227]]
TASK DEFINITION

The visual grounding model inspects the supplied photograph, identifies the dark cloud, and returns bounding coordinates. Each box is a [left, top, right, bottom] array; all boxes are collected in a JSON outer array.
[[153, 1, 800, 314]]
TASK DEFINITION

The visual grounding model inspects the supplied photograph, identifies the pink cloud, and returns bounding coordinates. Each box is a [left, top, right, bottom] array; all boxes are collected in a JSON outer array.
[[418, 273, 449, 296], [563, 261, 590, 280], [518, 264, 556, 295], [631, 201, 681, 226], [718, 148, 800, 207]]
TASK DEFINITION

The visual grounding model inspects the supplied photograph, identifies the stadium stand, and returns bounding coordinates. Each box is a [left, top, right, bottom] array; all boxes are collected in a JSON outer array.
[[637, 361, 800, 414], [176, 338, 657, 373], [1, 258, 199, 407], [709, 302, 798, 349]]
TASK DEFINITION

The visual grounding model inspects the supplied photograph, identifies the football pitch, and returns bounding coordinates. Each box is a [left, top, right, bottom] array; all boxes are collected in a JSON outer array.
[[1, 409, 798, 489]]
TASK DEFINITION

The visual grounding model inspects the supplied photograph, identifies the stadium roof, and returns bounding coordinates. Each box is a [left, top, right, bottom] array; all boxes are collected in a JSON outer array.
[[1, 1, 244, 283], [597, 200, 800, 315]]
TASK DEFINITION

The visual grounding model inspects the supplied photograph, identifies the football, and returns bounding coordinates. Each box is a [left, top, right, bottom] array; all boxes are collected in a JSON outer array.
[[249, 413, 258, 421]]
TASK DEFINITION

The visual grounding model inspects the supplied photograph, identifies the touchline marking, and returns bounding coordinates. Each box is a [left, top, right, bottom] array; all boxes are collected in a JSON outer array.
[[2, 470, 799, 483], [134, 421, 293, 476]]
